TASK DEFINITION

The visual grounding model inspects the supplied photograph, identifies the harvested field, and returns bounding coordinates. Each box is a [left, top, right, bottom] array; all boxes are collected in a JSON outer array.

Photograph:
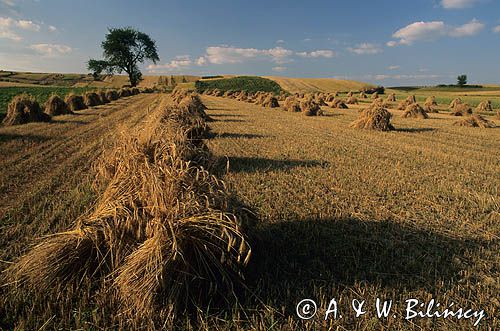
[[1, 92, 499, 330], [199, 95, 499, 330]]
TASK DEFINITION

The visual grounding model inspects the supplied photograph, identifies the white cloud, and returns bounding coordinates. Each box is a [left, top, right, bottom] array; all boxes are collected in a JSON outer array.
[[267, 47, 294, 63], [494, 25, 500, 33], [204, 46, 294, 64], [441, 0, 479, 9], [390, 19, 484, 46], [449, 19, 484, 37], [296, 49, 335, 58], [302, 38, 312, 42], [347, 43, 382, 55], [0, 29, 20, 41], [276, 39, 285, 44], [148, 56, 192, 70], [367, 74, 441, 80], [29, 43, 72, 57], [392, 21, 447, 45], [48, 25, 57, 32], [196, 56, 206, 66], [1, 0, 16, 7], [388, 65, 400, 70], [0, 17, 40, 31], [0, 16, 42, 41], [16, 19, 40, 31], [272, 66, 287, 72]]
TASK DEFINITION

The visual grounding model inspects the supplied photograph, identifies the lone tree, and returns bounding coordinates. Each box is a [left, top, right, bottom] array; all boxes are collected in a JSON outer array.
[[457, 74, 467, 87], [87, 27, 159, 87]]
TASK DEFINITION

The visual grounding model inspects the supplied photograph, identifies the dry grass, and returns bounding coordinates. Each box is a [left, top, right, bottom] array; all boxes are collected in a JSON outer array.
[[83, 92, 102, 107], [402, 103, 429, 119], [300, 98, 322, 116], [2, 93, 251, 329], [454, 114, 496, 128], [2, 93, 50, 125], [283, 96, 301, 112], [350, 104, 395, 131], [476, 100, 493, 112], [450, 103, 473, 116], [199, 95, 499, 330], [260, 95, 279, 108], [44, 94, 71, 116], [1, 91, 499, 330], [331, 98, 348, 109], [264, 76, 372, 93], [65, 93, 87, 111]]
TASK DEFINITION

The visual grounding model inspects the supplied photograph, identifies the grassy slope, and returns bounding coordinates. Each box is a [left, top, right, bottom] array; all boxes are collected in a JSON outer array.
[[0, 71, 199, 88], [264, 76, 373, 93], [201, 96, 499, 330]]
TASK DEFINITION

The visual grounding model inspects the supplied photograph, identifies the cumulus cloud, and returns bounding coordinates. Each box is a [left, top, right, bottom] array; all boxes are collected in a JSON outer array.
[[204, 46, 294, 64], [0, 17, 40, 31], [367, 74, 441, 80], [388, 19, 484, 46], [29, 43, 72, 57], [196, 56, 206, 66], [0, 16, 43, 41], [388, 65, 400, 70], [296, 49, 335, 58], [0, 29, 20, 41], [449, 19, 485, 37], [48, 25, 57, 32], [272, 66, 287, 72], [441, 0, 480, 9], [494, 26, 500, 33], [276, 39, 285, 44], [347, 43, 382, 55], [148, 55, 192, 70]]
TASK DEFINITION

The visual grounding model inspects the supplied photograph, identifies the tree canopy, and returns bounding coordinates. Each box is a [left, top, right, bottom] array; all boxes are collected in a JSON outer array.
[[457, 74, 467, 87], [87, 27, 159, 87]]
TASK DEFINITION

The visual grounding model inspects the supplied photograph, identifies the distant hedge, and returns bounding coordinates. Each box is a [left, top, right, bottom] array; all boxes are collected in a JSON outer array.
[[195, 76, 282, 94], [200, 75, 223, 79]]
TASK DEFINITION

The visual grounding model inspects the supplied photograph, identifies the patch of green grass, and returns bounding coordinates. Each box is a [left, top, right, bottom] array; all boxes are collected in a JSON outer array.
[[195, 76, 282, 94], [0, 86, 95, 119]]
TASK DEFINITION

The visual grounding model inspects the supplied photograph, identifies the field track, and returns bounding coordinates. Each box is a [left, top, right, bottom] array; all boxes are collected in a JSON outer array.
[[0, 93, 162, 261]]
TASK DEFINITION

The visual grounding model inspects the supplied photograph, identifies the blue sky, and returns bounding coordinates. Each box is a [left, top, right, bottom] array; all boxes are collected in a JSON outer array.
[[1, 0, 499, 86]]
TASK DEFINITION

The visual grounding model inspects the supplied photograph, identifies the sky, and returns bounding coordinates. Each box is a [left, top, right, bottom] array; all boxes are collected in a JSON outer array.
[[1, 0, 499, 86]]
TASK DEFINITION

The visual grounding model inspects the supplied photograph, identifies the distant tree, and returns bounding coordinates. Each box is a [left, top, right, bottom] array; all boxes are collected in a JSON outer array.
[[182, 76, 187, 83], [87, 27, 159, 87], [457, 75, 467, 87], [170, 75, 176, 86]]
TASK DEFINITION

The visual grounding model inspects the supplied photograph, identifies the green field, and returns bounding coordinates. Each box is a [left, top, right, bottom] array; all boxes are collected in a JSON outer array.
[[0, 86, 96, 119], [195, 76, 282, 94]]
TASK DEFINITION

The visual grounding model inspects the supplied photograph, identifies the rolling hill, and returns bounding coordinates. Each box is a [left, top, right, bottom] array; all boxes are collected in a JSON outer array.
[[264, 76, 373, 93]]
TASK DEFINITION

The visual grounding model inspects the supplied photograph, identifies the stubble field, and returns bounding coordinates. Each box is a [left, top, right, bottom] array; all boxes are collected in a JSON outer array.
[[0, 90, 498, 330]]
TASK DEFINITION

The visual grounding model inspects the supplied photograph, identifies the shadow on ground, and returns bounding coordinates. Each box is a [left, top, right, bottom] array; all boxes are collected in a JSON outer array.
[[227, 156, 327, 173], [0, 133, 49, 143], [395, 127, 437, 133], [209, 113, 245, 118], [241, 216, 490, 314], [217, 133, 271, 140]]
